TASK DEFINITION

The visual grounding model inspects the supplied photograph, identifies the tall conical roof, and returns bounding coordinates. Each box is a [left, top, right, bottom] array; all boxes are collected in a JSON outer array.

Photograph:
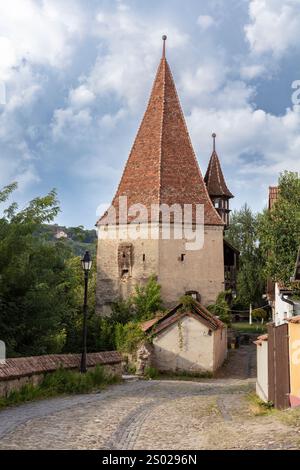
[[99, 38, 223, 226], [204, 134, 233, 199]]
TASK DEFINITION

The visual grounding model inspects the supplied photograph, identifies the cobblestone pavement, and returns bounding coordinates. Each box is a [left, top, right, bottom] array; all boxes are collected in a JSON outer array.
[[215, 343, 257, 379], [0, 346, 299, 450]]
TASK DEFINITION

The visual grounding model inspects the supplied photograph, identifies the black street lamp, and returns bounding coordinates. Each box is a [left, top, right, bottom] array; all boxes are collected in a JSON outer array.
[[80, 251, 92, 373]]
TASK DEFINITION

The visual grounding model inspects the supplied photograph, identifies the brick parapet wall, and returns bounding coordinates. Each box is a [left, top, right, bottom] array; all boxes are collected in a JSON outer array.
[[0, 352, 122, 398]]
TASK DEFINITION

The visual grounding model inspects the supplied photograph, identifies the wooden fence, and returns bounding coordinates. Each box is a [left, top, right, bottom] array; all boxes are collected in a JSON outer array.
[[267, 323, 290, 409]]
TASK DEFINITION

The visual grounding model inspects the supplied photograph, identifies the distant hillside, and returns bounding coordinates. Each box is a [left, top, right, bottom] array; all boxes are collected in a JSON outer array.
[[37, 224, 97, 257]]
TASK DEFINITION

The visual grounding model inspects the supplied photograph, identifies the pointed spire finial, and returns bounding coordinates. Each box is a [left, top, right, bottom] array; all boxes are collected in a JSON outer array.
[[162, 35, 167, 58], [212, 133, 216, 152]]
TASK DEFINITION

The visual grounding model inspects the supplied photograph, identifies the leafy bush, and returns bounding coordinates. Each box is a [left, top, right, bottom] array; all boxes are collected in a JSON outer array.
[[179, 295, 197, 310], [114, 322, 146, 353]]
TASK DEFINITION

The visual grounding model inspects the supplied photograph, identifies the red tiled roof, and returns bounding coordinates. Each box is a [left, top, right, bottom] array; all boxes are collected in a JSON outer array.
[[140, 318, 160, 332], [258, 334, 268, 341], [288, 315, 300, 324], [0, 352, 122, 381], [141, 300, 225, 335], [254, 334, 268, 346], [98, 44, 223, 226], [204, 150, 233, 199]]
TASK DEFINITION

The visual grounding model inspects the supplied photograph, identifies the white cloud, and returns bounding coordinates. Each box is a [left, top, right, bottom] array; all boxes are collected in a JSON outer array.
[[0, 0, 85, 81], [52, 108, 92, 140], [240, 64, 266, 79], [181, 60, 227, 98], [88, 8, 188, 110], [0, 0, 87, 193], [52, 3, 188, 136], [99, 108, 127, 130], [69, 85, 95, 109], [197, 15, 216, 31], [188, 103, 300, 180], [245, 0, 300, 57]]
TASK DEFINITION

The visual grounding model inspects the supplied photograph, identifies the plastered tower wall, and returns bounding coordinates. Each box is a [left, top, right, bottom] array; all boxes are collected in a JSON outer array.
[[96, 224, 224, 314], [158, 225, 224, 307], [96, 224, 160, 314]]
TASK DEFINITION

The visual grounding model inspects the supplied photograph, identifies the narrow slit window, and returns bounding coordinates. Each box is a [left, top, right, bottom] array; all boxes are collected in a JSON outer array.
[[142, 254, 146, 262], [181, 254, 185, 262]]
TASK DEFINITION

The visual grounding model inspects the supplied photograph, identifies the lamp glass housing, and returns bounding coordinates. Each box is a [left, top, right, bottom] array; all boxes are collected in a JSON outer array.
[[81, 251, 92, 271]]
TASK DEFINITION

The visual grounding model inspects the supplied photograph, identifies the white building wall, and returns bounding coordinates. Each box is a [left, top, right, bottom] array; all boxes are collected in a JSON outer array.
[[274, 283, 294, 326], [213, 327, 227, 371], [256, 341, 268, 402], [152, 315, 225, 373]]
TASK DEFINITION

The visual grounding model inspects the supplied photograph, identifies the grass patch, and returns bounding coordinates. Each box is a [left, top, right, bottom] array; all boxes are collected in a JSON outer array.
[[231, 322, 267, 334], [0, 366, 120, 409], [246, 392, 273, 416], [276, 407, 300, 428], [144, 366, 159, 379]]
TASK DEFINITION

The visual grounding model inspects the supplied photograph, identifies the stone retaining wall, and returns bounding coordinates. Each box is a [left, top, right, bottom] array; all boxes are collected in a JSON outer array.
[[0, 352, 122, 398]]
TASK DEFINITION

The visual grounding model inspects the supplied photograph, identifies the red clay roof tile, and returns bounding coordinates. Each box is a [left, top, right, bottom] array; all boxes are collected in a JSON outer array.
[[141, 300, 225, 335], [204, 150, 233, 199], [98, 49, 223, 226]]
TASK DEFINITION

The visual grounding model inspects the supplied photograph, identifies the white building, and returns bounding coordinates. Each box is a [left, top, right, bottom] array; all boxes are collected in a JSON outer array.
[[274, 283, 294, 326], [54, 230, 68, 240], [141, 300, 227, 374], [254, 334, 268, 402]]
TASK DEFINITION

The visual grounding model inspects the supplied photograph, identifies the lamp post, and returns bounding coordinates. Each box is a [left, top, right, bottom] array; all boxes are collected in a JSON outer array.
[[80, 251, 92, 373]]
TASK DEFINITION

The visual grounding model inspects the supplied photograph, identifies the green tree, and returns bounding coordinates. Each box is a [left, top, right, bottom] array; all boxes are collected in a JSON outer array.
[[252, 308, 268, 324], [60, 256, 97, 353], [0, 184, 74, 355], [226, 204, 266, 308], [258, 171, 300, 285], [132, 275, 163, 320], [207, 291, 231, 325]]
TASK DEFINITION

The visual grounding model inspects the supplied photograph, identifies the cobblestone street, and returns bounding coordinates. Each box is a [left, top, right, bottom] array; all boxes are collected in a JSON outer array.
[[0, 346, 299, 450]]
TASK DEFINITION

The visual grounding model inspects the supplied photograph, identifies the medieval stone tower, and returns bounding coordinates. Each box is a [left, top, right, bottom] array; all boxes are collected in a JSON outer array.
[[96, 37, 227, 314]]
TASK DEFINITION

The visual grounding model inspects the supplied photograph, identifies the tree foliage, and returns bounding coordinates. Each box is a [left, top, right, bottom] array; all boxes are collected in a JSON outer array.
[[132, 275, 163, 320], [258, 171, 300, 285], [252, 308, 268, 323], [0, 184, 99, 356], [226, 204, 266, 308], [207, 291, 231, 325]]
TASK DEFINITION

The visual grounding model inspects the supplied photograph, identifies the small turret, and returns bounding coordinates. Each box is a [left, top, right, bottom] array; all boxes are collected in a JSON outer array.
[[204, 133, 233, 227]]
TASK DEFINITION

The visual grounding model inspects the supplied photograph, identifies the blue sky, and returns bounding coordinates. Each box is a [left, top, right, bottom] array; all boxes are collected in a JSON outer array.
[[1, 0, 300, 228]]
